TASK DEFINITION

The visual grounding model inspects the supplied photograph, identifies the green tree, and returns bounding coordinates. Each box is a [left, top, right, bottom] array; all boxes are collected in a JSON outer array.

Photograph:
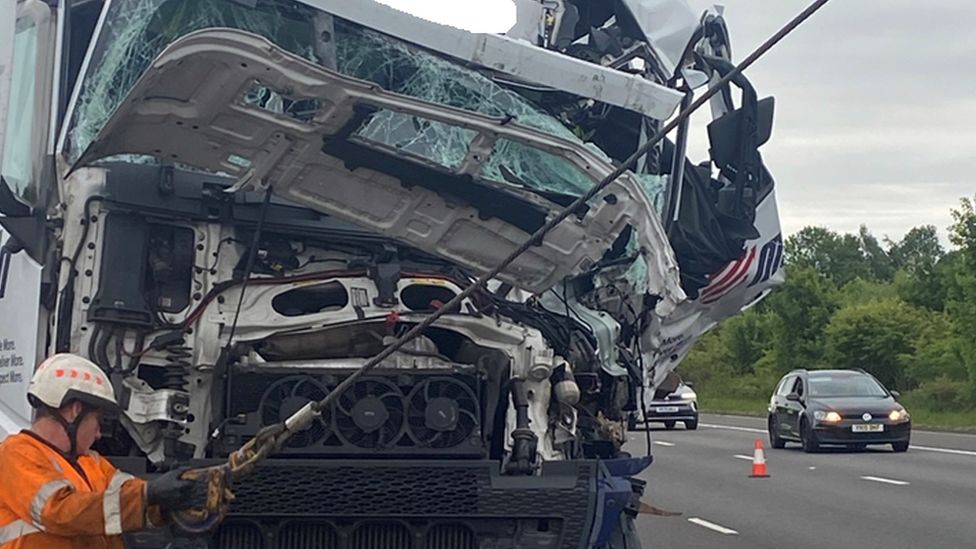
[[719, 310, 773, 376], [945, 196, 976, 402], [824, 300, 920, 390], [888, 225, 945, 276], [901, 311, 967, 388], [678, 329, 727, 388], [838, 277, 897, 307], [763, 266, 838, 374], [889, 225, 947, 310], [858, 225, 895, 281], [949, 196, 976, 266], [786, 227, 870, 286]]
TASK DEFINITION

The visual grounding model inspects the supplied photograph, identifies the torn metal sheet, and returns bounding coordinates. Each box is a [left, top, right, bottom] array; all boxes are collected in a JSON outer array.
[[618, 0, 701, 76], [70, 28, 685, 313], [642, 190, 785, 390], [299, 0, 685, 120]]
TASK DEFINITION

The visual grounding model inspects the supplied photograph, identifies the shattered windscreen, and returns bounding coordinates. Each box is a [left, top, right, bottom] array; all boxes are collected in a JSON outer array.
[[64, 0, 664, 207]]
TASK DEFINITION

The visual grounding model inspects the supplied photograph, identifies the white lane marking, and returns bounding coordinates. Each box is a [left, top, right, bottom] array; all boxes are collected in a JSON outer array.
[[915, 430, 976, 438], [911, 445, 976, 457], [704, 416, 976, 440], [861, 475, 910, 486], [733, 454, 753, 461], [654, 441, 675, 447], [688, 518, 739, 535], [700, 422, 766, 434], [703, 421, 976, 456], [809, 466, 817, 470]]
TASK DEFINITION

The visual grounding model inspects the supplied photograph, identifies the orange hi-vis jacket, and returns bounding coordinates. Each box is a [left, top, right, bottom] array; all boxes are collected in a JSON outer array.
[[0, 431, 163, 548]]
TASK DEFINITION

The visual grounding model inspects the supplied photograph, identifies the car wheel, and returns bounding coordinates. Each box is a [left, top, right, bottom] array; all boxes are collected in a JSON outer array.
[[684, 418, 699, 430], [768, 417, 786, 449], [800, 418, 820, 453], [892, 440, 910, 453], [664, 420, 676, 430]]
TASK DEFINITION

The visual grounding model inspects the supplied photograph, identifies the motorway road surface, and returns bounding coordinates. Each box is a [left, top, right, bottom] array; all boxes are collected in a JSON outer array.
[[626, 414, 976, 549]]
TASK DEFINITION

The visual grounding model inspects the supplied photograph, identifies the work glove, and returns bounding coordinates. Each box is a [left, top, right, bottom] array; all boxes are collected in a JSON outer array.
[[146, 467, 209, 512]]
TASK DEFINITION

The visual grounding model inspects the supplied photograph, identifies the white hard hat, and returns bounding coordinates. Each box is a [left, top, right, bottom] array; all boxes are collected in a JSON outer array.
[[27, 353, 119, 412]]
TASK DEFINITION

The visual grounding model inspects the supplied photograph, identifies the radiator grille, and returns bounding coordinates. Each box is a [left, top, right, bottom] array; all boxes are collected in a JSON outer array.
[[350, 522, 412, 549], [426, 523, 475, 549], [279, 521, 339, 549], [212, 521, 264, 548]]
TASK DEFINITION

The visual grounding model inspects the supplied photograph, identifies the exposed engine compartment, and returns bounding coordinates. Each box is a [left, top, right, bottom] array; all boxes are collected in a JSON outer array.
[[70, 163, 647, 472]]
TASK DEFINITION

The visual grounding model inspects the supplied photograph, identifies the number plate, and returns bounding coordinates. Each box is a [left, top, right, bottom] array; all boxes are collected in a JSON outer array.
[[655, 406, 680, 413], [852, 424, 884, 433]]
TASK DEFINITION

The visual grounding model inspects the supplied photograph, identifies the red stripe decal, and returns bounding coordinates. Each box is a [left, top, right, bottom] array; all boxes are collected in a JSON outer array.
[[702, 247, 756, 299]]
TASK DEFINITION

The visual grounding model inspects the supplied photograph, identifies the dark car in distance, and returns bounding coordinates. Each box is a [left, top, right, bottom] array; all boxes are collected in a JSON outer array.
[[768, 369, 911, 453]]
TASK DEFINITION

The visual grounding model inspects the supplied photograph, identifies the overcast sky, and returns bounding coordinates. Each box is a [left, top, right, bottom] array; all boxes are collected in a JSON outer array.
[[378, 0, 975, 245]]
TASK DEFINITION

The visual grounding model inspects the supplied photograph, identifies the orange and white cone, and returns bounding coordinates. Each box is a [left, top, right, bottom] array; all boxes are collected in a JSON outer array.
[[750, 438, 770, 478]]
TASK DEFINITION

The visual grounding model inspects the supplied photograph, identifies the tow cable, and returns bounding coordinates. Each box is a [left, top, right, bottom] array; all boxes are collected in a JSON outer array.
[[171, 0, 832, 533]]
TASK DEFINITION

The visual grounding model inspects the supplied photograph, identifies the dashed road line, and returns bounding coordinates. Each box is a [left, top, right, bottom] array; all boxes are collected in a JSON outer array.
[[700, 423, 766, 434], [910, 445, 976, 457], [654, 441, 676, 447], [688, 517, 739, 535], [733, 454, 754, 461], [703, 423, 976, 458], [861, 475, 909, 486]]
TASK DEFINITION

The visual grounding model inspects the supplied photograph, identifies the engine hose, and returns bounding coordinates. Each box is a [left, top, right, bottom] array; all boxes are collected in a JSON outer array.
[[95, 326, 113, 372], [87, 324, 102, 365], [506, 379, 538, 475]]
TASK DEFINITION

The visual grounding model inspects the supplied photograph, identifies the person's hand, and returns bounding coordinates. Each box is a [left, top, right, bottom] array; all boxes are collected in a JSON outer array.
[[146, 467, 208, 512]]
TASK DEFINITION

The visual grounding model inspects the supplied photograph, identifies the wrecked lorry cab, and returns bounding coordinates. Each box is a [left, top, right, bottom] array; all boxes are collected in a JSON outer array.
[[0, 0, 784, 547]]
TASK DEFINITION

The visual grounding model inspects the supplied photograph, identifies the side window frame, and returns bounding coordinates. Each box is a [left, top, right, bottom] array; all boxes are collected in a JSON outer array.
[[776, 375, 795, 397], [792, 376, 805, 398], [1, 0, 56, 208]]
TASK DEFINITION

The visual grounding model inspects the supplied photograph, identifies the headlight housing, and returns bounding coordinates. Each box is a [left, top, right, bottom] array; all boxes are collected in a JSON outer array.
[[679, 392, 697, 401], [814, 410, 842, 423], [889, 409, 909, 422]]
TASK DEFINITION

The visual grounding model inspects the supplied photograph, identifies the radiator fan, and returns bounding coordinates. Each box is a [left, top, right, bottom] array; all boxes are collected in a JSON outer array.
[[406, 378, 480, 449], [335, 377, 405, 449], [259, 376, 330, 448]]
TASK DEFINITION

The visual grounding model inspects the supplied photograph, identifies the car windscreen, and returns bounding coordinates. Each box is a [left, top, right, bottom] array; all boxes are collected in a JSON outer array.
[[808, 375, 888, 398]]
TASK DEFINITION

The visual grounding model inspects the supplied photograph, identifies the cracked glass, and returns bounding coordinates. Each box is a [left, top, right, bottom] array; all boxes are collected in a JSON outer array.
[[65, 0, 664, 210], [64, 0, 318, 164]]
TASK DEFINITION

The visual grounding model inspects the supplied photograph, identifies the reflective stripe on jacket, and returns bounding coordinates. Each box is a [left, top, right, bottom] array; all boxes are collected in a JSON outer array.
[[0, 431, 159, 548]]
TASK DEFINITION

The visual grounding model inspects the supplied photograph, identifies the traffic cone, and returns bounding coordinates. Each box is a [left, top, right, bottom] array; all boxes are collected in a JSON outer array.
[[750, 439, 770, 478]]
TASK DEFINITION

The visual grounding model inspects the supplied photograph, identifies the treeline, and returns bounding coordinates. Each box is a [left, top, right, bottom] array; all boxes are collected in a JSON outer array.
[[681, 195, 976, 413]]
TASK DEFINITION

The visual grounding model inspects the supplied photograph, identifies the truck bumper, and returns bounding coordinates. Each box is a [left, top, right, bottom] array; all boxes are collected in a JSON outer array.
[[121, 457, 651, 549]]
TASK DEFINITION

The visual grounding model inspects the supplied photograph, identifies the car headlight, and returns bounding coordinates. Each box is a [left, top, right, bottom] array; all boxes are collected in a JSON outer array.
[[814, 410, 842, 423], [679, 392, 697, 401], [889, 409, 909, 421]]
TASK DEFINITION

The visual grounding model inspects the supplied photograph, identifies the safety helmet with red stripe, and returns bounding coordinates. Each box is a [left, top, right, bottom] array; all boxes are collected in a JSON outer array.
[[27, 353, 118, 412]]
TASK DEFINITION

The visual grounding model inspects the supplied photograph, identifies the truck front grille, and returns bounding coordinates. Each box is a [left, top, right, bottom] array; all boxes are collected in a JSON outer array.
[[280, 521, 339, 549], [213, 520, 477, 549]]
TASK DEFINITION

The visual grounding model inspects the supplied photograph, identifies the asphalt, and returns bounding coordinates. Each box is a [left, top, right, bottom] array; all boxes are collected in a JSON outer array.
[[626, 413, 976, 549]]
